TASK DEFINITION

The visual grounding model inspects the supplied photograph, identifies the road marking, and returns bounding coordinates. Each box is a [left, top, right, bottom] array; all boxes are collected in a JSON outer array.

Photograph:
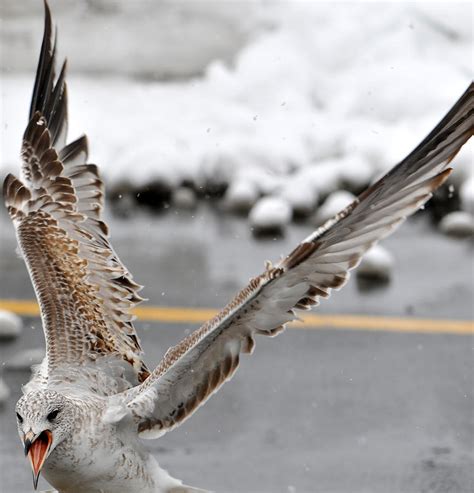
[[0, 298, 472, 335]]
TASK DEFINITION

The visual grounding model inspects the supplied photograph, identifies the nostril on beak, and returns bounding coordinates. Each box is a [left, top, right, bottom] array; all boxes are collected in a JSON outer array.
[[23, 431, 35, 456], [24, 437, 32, 456]]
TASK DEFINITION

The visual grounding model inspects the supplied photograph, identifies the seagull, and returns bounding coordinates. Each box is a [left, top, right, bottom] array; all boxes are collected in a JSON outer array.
[[4, 2, 473, 493]]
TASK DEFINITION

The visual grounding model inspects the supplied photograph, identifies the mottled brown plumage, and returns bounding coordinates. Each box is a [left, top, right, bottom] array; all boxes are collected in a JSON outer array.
[[4, 2, 149, 386]]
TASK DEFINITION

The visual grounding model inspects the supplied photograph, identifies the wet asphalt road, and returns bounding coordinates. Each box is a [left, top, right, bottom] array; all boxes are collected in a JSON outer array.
[[0, 206, 473, 493]]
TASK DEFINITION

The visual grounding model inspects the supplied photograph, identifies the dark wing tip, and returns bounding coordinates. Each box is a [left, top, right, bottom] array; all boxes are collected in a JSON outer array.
[[28, 0, 68, 148], [30, 0, 54, 119]]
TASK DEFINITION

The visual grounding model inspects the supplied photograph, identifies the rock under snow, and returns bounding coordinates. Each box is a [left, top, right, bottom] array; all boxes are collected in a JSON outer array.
[[249, 196, 292, 235], [0, 377, 10, 405], [314, 190, 356, 226], [279, 177, 318, 217], [301, 160, 345, 198], [357, 244, 394, 281], [439, 211, 474, 238], [0, 310, 23, 341], [5, 348, 44, 371], [339, 155, 374, 194], [224, 179, 260, 213], [172, 187, 198, 210], [459, 175, 474, 215]]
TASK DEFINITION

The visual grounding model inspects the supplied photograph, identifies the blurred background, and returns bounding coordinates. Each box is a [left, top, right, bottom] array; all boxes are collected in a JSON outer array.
[[0, 1, 473, 492]]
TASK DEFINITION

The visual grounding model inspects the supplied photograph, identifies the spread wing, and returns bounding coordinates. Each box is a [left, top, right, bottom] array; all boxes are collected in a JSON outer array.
[[119, 82, 473, 437], [3, 2, 150, 389]]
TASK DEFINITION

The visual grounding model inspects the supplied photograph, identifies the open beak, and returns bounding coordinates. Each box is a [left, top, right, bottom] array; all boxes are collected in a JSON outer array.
[[23, 430, 53, 490]]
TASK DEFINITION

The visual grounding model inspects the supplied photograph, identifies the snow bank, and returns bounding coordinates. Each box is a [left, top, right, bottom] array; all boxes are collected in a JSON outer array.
[[1, 2, 471, 231]]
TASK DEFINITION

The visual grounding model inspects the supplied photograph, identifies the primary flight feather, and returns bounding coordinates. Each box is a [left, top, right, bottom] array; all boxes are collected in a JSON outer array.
[[4, 2, 473, 492]]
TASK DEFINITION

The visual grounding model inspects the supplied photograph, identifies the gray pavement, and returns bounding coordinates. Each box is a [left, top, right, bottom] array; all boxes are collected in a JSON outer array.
[[0, 207, 473, 493]]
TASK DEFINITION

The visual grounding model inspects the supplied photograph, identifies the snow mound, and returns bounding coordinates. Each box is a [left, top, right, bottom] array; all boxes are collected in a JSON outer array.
[[249, 196, 292, 235], [439, 211, 474, 238], [172, 187, 198, 210], [357, 245, 394, 281], [5, 348, 44, 371], [224, 179, 260, 213], [314, 190, 356, 226], [301, 161, 345, 198], [459, 175, 474, 215], [0, 310, 23, 340], [339, 155, 374, 193], [278, 176, 318, 217]]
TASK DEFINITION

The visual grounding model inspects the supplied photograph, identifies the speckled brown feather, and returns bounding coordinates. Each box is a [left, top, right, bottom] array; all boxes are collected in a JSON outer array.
[[3, 2, 149, 386], [123, 82, 473, 437]]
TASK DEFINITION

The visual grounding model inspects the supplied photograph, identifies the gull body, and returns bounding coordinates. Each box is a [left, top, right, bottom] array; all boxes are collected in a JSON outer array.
[[17, 386, 198, 493]]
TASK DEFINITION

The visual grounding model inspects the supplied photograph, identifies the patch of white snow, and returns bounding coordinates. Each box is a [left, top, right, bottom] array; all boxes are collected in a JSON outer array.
[[224, 179, 260, 213], [172, 187, 197, 210], [459, 175, 474, 215], [357, 245, 395, 281], [0, 310, 23, 340], [439, 211, 474, 238], [249, 196, 292, 234], [314, 190, 356, 226]]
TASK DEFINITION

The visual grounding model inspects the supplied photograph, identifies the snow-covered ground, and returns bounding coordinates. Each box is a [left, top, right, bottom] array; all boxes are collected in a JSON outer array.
[[1, 2, 472, 229]]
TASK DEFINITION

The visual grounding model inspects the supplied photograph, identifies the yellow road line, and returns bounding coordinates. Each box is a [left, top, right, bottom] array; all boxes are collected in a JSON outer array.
[[1, 298, 472, 335]]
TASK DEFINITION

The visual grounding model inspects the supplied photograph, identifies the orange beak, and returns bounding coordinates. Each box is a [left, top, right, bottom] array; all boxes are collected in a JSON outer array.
[[23, 430, 52, 490]]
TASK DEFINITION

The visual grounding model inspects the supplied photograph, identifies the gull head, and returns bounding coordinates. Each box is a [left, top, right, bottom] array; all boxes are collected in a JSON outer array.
[[15, 390, 75, 490]]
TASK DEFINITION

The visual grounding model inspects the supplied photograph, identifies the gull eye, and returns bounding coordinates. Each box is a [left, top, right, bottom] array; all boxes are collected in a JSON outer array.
[[47, 409, 60, 421], [16, 412, 23, 423]]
